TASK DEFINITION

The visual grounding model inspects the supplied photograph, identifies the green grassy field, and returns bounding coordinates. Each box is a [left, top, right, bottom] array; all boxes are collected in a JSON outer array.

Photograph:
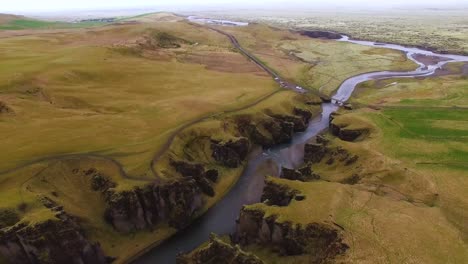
[[220, 24, 416, 95]]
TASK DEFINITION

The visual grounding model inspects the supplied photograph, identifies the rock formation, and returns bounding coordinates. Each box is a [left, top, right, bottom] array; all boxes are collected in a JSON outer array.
[[104, 178, 203, 232], [170, 160, 217, 196], [330, 122, 366, 142], [304, 143, 328, 164], [234, 208, 348, 262], [211, 138, 250, 168], [281, 164, 320, 182], [261, 180, 300, 206], [329, 113, 368, 142], [236, 108, 315, 148], [0, 212, 107, 264], [177, 234, 264, 264]]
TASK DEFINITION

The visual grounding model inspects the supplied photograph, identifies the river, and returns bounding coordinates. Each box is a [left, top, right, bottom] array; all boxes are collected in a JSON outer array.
[[134, 23, 468, 264]]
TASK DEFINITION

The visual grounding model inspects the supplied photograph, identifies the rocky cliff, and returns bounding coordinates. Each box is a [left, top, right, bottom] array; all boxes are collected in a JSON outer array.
[[177, 234, 264, 264], [236, 107, 315, 148], [234, 208, 348, 262], [281, 164, 321, 182], [261, 179, 302, 206], [329, 113, 368, 142], [104, 106, 317, 234], [104, 178, 203, 232], [0, 212, 107, 264], [211, 138, 250, 168]]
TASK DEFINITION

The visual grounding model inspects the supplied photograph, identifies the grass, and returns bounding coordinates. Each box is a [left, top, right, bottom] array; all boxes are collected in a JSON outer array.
[[351, 63, 468, 107], [220, 24, 416, 95], [0, 18, 107, 30], [0, 16, 327, 262], [242, 106, 468, 263], [0, 18, 282, 262], [211, 9, 468, 55], [0, 21, 274, 177], [231, 55, 468, 263]]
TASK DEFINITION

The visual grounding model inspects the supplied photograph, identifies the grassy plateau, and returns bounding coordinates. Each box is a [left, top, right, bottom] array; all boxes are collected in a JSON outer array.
[[218, 23, 416, 95], [238, 62, 468, 263], [2, 11, 466, 264]]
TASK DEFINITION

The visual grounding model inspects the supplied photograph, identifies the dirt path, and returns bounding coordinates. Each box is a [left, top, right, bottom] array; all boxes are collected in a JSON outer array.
[[0, 23, 289, 182], [149, 89, 281, 177], [2, 22, 328, 184]]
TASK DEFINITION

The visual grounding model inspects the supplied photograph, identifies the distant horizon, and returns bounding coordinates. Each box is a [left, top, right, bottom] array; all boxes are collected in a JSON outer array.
[[3, 0, 468, 16]]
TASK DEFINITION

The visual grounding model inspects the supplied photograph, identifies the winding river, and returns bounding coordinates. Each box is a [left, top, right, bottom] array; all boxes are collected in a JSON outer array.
[[134, 22, 468, 264]]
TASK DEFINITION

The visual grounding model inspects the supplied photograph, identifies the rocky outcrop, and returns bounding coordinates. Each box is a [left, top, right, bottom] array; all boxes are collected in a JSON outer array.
[[91, 173, 117, 192], [304, 143, 328, 164], [265, 119, 294, 145], [325, 146, 359, 166], [271, 114, 307, 132], [234, 208, 348, 261], [205, 169, 219, 183], [271, 108, 313, 133], [330, 121, 366, 142], [0, 214, 107, 264], [261, 180, 301, 206], [300, 30, 342, 40], [281, 164, 320, 182], [236, 108, 316, 148], [177, 234, 264, 264], [329, 114, 367, 142], [293, 107, 313, 122], [316, 135, 330, 145], [170, 160, 219, 197], [211, 138, 250, 168], [104, 178, 203, 232]]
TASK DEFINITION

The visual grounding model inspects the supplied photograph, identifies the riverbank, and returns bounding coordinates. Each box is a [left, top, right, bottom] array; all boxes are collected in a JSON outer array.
[[149, 17, 468, 264], [3, 12, 467, 264]]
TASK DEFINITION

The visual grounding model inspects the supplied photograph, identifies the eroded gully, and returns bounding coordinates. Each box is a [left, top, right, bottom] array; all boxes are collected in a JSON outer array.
[[134, 24, 468, 264]]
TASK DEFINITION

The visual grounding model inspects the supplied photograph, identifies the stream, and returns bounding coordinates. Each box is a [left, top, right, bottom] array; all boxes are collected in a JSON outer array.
[[134, 25, 468, 264]]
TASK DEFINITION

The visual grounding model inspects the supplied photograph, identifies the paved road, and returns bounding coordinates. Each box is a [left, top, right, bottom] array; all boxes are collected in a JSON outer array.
[[206, 26, 331, 98]]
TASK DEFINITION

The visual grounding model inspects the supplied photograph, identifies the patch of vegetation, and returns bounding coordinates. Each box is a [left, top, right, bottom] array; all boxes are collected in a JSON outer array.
[[301, 65, 468, 262], [150, 31, 193, 48], [219, 9, 468, 55], [221, 24, 416, 95], [382, 108, 468, 140], [0, 20, 281, 261], [351, 63, 468, 107], [0, 19, 107, 30], [0, 19, 329, 262]]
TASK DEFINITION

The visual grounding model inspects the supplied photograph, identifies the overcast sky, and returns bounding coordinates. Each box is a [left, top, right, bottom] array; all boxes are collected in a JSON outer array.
[[2, 0, 466, 13]]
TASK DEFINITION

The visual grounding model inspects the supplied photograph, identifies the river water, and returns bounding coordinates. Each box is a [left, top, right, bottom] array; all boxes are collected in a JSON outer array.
[[134, 27, 468, 264]]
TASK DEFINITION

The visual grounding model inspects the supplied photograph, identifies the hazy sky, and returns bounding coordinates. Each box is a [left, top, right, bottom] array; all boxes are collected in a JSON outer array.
[[2, 0, 466, 13]]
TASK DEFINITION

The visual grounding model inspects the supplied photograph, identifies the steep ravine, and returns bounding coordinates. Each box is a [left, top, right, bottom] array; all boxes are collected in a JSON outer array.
[[135, 29, 468, 263], [3, 23, 468, 264]]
